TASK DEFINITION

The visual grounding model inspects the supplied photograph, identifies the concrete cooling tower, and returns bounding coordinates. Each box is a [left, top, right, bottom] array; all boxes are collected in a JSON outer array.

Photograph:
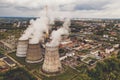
[[16, 40, 29, 57], [26, 43, 43, 63], [42, 44, 62, 74]]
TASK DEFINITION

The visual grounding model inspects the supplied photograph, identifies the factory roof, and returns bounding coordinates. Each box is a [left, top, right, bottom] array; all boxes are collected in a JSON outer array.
[[60, 40, 72, 45], [4, 57, 15, 65], [0, 54, 6, 58]]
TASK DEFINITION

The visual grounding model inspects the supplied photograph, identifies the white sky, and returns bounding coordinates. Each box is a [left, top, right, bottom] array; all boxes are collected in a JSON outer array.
[[0, 0, 120, 18]]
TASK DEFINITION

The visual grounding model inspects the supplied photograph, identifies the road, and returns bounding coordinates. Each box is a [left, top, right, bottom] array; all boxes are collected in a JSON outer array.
[[4, 51, 42, 80]]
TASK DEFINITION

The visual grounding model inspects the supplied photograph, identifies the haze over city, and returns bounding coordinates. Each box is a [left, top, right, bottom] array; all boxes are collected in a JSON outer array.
[[0, 0, 120, 18]]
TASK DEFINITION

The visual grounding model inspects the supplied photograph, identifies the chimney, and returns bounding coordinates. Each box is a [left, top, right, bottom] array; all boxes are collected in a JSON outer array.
[[42, 45, 62, 74], [26, 43, 43, 63], [16, 40, 29, 57]]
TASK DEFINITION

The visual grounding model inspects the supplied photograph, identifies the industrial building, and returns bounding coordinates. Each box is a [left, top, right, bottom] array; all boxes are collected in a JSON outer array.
[[3, 57, 16, 67], [42, 44, 62, 74], [26, 43, 43, 63], [16, 40, 29, 57]]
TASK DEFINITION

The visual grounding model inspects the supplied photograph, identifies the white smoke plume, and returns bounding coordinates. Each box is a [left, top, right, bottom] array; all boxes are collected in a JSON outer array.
[[19, 5, 70, 45], [46, 18, 71, 46], [17, 22, 21, 28], [63, 18, 71, 31], [19, 19, 35, 40], [29, 6, 56, 44], [29, 16, 49, 44], [19, 5, 52, 44]]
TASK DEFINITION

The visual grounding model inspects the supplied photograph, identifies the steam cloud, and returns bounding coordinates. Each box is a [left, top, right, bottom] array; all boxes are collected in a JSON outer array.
[[29, 16, 49, 44], [19, 19, 35, 40], [46, 18, 71, 46], [17, 22, 21, 28], [19, 6, 53, 44], [19, 5, 71, 46]]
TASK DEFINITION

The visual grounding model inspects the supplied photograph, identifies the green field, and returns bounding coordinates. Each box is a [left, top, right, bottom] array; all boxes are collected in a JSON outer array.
[[34, 65, 81, 80], [2, 67, 37, 80], [0, 48, 5, 54], [8, 52, 43, 70], [8, 52, 91, 80]]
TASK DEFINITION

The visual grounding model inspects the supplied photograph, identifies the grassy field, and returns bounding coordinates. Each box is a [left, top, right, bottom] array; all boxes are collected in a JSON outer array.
[[0, 76, 4, 80], [8, 52, 43, 70], [8, 52, 87, 80], [32, 65, 81, 80], [0, 48, 5, 54]]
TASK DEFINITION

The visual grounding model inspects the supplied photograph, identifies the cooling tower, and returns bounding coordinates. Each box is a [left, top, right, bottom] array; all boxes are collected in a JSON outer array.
[[26, 43, 43, 63], [42, 45, 62, 74], [16, 40, 29, 57]]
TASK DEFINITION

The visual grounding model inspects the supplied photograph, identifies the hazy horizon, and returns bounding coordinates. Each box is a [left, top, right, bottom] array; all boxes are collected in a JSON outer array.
[[0, 0, 120, 18], [1, 16, 120, 19]]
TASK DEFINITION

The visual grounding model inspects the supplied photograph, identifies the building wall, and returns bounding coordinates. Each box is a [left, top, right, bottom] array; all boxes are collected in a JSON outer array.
[[26, 44, 43, 63], [16, 40, 28, 57], [42, 45, 62, 73]]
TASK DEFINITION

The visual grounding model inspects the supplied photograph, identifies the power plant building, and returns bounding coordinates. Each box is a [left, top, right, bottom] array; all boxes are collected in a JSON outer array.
[[42, 44, 62, 74], [26, 43, 43, 63], [16, 40, 29, 57]]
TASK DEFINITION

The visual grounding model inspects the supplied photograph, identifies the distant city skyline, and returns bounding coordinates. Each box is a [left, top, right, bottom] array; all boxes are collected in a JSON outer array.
[[0, 0, 120, 18]]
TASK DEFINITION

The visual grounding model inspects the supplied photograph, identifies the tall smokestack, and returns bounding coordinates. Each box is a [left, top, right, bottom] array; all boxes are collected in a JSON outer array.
[[42, 44, 62, 74], [45, 5, 50, 39], [26, 43, 43, 63], [16, 40, 29, 57]]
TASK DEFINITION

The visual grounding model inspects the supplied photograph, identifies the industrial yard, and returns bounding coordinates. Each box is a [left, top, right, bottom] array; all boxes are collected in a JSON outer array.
[[0, 1, 120, 80], [0, 16, 120, 80]]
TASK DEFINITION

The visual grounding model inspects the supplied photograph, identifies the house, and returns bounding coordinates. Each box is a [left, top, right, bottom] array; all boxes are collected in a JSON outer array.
[[60, 56, 67, 61], [66, 52, 75, 57], [90, 50, 100, 55], [113, 44, 119, 48], [60, 52, 75, 61], [60, 39, 73, 48], [105, 47, 115, 54], [0, 54, 6, 60], [3, 57, 16, 67]]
